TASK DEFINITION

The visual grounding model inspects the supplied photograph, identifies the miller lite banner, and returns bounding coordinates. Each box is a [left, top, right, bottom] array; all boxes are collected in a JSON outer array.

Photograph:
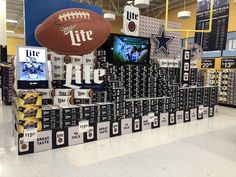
[[123, 5, 140, 36], [16, 46, 49, 89]]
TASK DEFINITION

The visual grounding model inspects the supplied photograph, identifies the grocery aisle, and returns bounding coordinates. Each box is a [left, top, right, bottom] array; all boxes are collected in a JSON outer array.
[[0, 104, 236, 177]]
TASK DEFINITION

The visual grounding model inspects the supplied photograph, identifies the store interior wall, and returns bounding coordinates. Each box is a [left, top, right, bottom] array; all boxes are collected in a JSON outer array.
[[6, 26, 25, 56], [6, 0, 236, 56], [159, 0, 236, 39]]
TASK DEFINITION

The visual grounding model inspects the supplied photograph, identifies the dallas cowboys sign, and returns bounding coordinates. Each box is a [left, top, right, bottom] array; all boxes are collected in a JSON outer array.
[[152, 25, 175, 55]]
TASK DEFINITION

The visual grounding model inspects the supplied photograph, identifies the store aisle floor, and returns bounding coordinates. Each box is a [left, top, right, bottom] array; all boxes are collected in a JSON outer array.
[[1, 104, 236, 177]]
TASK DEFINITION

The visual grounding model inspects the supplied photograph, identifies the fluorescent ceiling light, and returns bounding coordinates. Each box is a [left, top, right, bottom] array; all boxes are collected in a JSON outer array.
[[6, 19, 18, 24], [6, 30, 15, 33]]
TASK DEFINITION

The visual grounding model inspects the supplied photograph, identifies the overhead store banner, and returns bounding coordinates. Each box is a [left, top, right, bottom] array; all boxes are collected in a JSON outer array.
[[194, 0, 229, 51], [123, 5, 140, 36]]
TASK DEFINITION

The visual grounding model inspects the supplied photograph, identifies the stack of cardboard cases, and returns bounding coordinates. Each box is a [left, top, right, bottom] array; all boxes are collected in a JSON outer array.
[[13, 51, 219, 155]]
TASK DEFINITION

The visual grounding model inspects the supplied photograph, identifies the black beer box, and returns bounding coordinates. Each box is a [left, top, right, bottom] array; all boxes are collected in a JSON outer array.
[[42, 105, 61, 117], [63, 120, 78, 128], [112, 96, 125, 102], [93, 91, 107, 97], [98, 109, 114, 116], [63, 114, 78, 121], [114, 109, 125, 117], [97, 115, 113, 123], [81, 111, 98, 119], [158, 106, 165, 113], [96, 102, 114, 111], [42, 99, 53, 105], [151, 105, 158, 111], [132, 99, 143, 108], [134, 107, 142, 114], [112, 88, 125, 95], [165, 98, 172, 104], [74, 98, 92, 104], [92, 96, 107, 103], [114, 101, 126, 108], [60, 105, 80, 115], [125, 100, 133, 108], [157, 99, 164, 106], [178, 105, 186, 111], [42, 121, 63, 131], [142, 99, 151, 107], [197, 87, 204, 95], [125, 107, 134, 114], [150, 98, 159, 106], [42, 115, 62, 123], [79, 104, 98, 113]]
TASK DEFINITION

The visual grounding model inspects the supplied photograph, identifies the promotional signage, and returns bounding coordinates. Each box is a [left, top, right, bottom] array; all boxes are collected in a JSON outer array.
[[35, 8, 111, 56], [64, 64, 106, 89], [25, 0, 102, 46], [181, 50, 191, 86], [123, 5, 140, 36], [221, 58, 236, 69], [17, 46, 48, 89], [201, 59, 215, 68], [194, 0, 229, 51]]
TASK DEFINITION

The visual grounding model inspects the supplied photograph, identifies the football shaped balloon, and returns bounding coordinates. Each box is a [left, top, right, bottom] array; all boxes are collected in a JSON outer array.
[[35, 8, 111, 55]]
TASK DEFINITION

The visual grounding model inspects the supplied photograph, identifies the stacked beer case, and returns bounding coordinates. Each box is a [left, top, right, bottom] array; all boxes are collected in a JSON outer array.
[[13, 50, 219, 155], [2, 65, 14, 105]]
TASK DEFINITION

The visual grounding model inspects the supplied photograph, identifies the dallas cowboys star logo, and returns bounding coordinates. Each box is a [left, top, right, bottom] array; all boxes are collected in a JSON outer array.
[[152, 25, 175, 54]]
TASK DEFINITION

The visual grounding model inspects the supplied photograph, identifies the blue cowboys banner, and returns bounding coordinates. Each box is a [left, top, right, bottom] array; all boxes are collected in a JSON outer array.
[[194, 0, 230, 51]]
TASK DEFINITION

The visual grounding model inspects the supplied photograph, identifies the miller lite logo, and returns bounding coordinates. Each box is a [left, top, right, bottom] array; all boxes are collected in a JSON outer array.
[[61, 26, 93, 47], [123, 5, 140, 36]]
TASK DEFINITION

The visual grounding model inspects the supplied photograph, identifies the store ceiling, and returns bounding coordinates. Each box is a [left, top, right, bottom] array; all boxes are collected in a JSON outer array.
[[6, 0, 196, 34]]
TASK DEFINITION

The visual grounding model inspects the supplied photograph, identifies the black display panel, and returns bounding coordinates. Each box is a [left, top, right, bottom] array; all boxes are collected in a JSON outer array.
[[102, 33, 151, 65], [194, 0, 229, 51]]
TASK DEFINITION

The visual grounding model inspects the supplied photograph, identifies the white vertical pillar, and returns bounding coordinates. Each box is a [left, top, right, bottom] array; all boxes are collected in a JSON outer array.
[[0, 0, 6, 46]]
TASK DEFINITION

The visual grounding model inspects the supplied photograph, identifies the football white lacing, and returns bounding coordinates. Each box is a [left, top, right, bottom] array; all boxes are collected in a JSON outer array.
[[58, 11, 90, 22]]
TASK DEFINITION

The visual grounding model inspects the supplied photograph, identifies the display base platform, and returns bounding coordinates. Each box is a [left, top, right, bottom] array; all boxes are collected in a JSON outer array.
[[15, 106, 218, 155]]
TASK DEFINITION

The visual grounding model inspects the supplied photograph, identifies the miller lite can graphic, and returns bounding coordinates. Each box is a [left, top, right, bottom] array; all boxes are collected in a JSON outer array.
[[87, 127, 94, 140], [19, 138, 29, 152], [56, 131, 65, 145], [134, 119, 140, 130], [123, 6, 140, 36], [112, 122, 119, 135]]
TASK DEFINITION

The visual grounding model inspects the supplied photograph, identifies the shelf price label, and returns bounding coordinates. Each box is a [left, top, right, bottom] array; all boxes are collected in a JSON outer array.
[[79, 120, 89, 133], [201, 59, 215, 68], [221, 58, 236, 69], [23, 128, 37, 142]]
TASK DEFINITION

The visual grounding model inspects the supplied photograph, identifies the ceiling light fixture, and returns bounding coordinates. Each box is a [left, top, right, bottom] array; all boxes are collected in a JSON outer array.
[[134, 0, 150, 9], [103, 0, 116, 22], [6, 19, 18, 24], [6, 30, 15, 33], [178, 0, 191, 19]]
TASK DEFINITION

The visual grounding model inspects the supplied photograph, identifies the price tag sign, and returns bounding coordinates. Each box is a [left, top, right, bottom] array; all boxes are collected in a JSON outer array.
[[221, 58, 236, 69], [201, 59, 215, 68], [148, 116, 158, 123], [79, 120, 89, 133], [191, 61, 197, 69], [23, 128, 37, 142]]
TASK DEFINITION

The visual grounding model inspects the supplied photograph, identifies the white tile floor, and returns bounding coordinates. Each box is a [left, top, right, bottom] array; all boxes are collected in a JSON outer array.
[[0, 104, 236, 177]]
